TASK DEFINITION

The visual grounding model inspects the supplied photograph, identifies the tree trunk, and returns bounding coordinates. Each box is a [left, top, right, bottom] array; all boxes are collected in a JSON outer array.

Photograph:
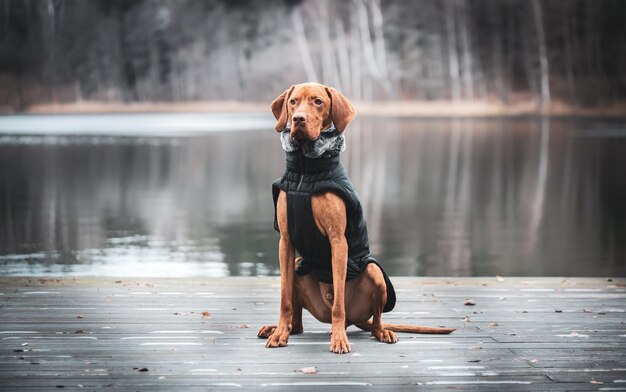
[[292, 8, 319, 82], [357, 0, 392, 97], [563, 14, 578, 106], [444, 0, 461, 102], [315, 2, 341, 88], [370, 0, 389, 81], [335, 18, 352, 95], [531, 0, 550, 108], [458, 0, 474, 100], [493, 33, 505, 103], [522, 25, 539, 108], [350, 7, 362, 100]]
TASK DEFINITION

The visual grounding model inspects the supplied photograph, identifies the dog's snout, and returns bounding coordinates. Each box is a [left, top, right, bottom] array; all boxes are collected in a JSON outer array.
[[292, 113, 306, 125]]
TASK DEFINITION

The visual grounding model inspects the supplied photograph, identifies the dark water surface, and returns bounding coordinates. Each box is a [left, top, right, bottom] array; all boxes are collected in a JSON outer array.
[[1, 115, 625, 277]]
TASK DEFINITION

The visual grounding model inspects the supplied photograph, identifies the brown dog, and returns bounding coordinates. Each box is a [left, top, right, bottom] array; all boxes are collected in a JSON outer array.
[[258, 82, 454, 354]]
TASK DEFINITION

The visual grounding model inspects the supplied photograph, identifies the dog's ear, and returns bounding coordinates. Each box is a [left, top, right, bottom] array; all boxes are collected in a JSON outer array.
[[270, 85, 295, 132], [325, 87, 356, 133]]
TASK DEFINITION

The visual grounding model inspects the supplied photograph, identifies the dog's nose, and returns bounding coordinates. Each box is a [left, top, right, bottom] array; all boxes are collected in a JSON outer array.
[[292, 113, 306, 125]]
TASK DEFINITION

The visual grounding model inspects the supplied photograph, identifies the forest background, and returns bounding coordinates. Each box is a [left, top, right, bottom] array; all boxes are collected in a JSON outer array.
[[1, 0, 625, 115]]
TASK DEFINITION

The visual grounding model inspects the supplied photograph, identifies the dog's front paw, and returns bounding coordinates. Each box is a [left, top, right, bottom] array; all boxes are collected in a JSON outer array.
[[329, 329, 351, 354], [265, 325, 291, 348]]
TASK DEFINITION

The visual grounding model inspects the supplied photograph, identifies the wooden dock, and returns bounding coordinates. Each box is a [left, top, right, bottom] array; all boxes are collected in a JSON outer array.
[[1, 276, 625, 391]]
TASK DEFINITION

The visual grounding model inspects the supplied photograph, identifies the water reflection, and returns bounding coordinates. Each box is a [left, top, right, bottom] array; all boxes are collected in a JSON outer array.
[[0, 117, 624, 276]]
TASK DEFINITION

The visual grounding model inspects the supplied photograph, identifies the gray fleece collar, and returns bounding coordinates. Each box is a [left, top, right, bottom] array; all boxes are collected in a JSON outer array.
[[280, 127, 346, 159]]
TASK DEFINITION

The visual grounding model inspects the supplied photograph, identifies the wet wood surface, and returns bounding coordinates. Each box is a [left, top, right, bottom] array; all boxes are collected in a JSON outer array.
[[0, 276, 625, 391]]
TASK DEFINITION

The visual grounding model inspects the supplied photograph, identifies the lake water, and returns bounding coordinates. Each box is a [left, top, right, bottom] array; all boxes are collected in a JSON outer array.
[[0, 114, 624, 277]]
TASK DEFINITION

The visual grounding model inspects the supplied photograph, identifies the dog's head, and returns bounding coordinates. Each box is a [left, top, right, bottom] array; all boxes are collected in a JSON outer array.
[[271, 82, 356, 141]]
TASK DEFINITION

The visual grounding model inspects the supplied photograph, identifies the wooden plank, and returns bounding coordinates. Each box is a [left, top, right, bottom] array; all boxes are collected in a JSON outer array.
[[0, 277, 625, 391]]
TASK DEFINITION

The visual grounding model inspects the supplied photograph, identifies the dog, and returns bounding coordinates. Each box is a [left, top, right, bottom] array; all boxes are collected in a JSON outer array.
[[258, 82, 454, 354]]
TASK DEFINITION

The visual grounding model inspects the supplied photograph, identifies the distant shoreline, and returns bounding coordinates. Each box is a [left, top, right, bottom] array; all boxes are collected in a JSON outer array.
[[3, 100, 626, 118]]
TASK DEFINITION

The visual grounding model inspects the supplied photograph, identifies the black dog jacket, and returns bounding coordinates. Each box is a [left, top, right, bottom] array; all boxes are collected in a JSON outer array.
[[272, 149, 396, 313]]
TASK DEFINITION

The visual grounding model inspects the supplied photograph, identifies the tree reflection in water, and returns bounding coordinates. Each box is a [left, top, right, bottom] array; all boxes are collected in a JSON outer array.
[[0, 117, 624, 277]]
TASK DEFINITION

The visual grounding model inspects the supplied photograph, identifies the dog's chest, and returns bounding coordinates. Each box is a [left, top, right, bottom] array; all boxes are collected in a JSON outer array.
[[286, 191, 332, 262], [272, 153, 373, 284]]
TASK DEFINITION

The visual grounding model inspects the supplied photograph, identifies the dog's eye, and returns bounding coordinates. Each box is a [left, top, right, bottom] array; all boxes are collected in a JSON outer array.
[[314, 98, 323, 105], [289, 99, 296, 105]]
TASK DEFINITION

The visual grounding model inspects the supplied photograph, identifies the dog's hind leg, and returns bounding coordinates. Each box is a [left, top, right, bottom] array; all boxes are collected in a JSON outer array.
[[256, 325, 276, 338], [361, 263, 398, 343], [288, 277, 305, 334], [354, 263, 455, 336]]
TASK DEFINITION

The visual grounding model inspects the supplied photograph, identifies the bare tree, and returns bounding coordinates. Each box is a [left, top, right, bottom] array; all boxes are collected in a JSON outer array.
[[444, 0, 461, 102], [350, 6, 362, 100], [531, 0, 550, 108], [315, 1, 341, 88], [292, 7, 319, 83], [457, 0, 473, 100], [334, 17, 352, 95], [357, 0, 392, 97]]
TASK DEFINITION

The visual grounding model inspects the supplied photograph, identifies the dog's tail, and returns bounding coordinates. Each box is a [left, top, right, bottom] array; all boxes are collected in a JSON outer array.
[[383, 323, 455, 334], [355, 319, 455, 334]]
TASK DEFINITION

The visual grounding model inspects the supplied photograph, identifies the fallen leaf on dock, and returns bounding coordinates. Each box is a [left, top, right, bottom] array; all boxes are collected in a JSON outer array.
[[133, 367, 149, 372], [76, 314, 84, 319], [300, 366, 317, 374], [201, 311, 211, 319], [239, 324, 250, 328], [74, 330, 85, 334], [555, 309, 562, 313], [464, 299, 476, 306]]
